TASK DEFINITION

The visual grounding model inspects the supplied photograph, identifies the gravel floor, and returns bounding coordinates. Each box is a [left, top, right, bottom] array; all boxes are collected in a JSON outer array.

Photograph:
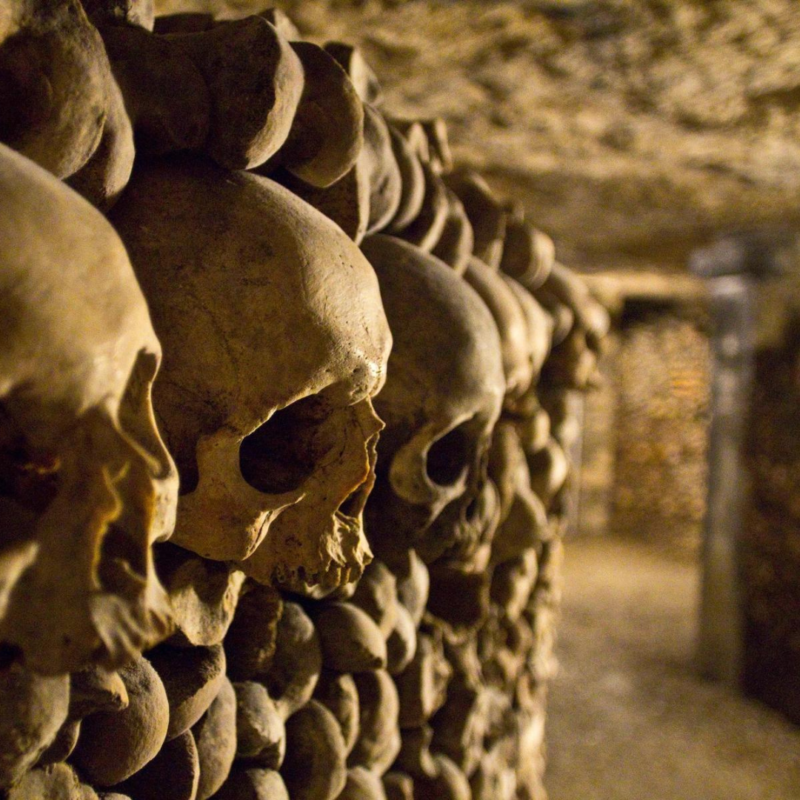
[[545, 537, 800, 800]]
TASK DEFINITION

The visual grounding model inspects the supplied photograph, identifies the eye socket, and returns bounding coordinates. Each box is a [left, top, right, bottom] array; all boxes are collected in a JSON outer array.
[[0, 402, 59, 513], [239, 395, 337, 495], [426, 422, 474, 487]]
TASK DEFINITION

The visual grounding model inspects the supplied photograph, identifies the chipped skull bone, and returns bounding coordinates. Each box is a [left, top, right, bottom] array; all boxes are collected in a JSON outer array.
[[110, 156, 391, 594], [0, 144, 177, 674]]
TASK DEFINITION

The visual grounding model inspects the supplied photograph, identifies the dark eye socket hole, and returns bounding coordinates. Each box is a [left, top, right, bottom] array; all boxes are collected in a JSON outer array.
[[426, 423, 473, 487], [239, 395, 334, 495], [0, 402, 59, 513]]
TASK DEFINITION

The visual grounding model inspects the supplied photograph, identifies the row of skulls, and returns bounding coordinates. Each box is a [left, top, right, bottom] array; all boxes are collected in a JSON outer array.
[[0, 1, 609, 799]]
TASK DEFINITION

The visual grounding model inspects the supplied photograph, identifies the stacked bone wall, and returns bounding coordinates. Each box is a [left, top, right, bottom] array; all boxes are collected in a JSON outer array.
[[610, 305, 711, 557], [0, 3, 607, 800]]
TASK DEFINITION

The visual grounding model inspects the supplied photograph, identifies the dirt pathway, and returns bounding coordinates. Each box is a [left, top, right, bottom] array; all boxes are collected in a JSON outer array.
[[545, 538, 800, 800]]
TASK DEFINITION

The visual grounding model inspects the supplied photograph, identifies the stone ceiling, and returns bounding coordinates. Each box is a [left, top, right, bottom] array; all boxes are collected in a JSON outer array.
[[155, 0, 800, 274]]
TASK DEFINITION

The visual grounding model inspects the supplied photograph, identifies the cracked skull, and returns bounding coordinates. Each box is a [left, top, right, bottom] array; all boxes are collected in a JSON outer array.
[[360, 235, 505, 566], [0, 143, 178, 674], [109, 155, 392, 594]]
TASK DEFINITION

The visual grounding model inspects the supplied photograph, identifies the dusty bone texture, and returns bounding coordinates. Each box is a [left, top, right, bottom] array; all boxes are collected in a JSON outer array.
[[93, 14, 305, 171], [431, 189, 475, 275], [69, 666, 129, 720], [37, 718, 82, 768], [0, 143, 177, 674], [325, 42, 383, 107], [386, 602, 418, 676], [147, 642, 226, 740], [156, 544, 246, 648], [348, 670, 401, 775], [0, 664, 69, 790], [500, 209, 555, 291], [212, 766, 288, 800], [281, 700, 348, 800], [109, 154, 391, 594], [0, 0, 110, 177], [384, 122, 426, 234], [351, 560, 399, 638], [314, 671, 361, 757], [258, 602, 321, 721], [110, 728, 200, 800], [97, 21, 210, 154], [276, 102, 401, 245], [339, 766, 389, 800], [393, 160, 449, 252], [444, 170, 507, 269], [64, 65, 135, 211], [8, 762, 99, 800], [82, 0, 155, 30], [71, 656, 169, 787], [313, 602, 388, 672], [383, 771, 414, 800], [192, 676, 237, 800], [233, 680, 285, 769], [464, 256, 535, 403], [165, 17, 305, 170], [223, 583, 283, 682], [268, 40, 364, 188]]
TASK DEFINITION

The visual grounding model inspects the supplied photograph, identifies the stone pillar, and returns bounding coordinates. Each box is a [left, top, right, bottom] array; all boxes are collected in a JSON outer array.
[[696, 273, 754, 685]]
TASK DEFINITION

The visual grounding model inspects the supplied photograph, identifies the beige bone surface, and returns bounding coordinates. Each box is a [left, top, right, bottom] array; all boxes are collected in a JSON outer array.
[[281, 700, 348, 800], [192, 676, 236, 800], [277, 103, 401, 244], [0, 664, 69, 790], [349, 670, 401, 775], [166, 17, 304, 169], [71, 655, 169, 786], [7, 762, 99, 800], [272, 41, 364, 188], [0, 0, 110, 177], [314, 671, 361, 757]]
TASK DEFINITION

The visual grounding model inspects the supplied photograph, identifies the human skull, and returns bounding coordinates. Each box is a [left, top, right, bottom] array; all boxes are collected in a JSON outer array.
[[0, 143, 177, 674], [109, 155, 392, 594], [360, 235, 505, 566]]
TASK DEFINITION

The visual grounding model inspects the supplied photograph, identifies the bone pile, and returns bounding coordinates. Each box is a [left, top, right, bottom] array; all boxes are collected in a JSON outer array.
[[0, 2, 608, 798]]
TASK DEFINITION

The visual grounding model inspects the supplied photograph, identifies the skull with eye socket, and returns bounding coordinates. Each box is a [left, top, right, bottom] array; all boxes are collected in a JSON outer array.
[[109, 155, 392, 595], [360, 235, 505, 567], [0, 144, 178, 674]]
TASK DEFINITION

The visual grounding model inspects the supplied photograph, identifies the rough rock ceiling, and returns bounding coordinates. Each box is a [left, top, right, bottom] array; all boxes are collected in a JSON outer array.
[[155, 0, 800, 273]]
